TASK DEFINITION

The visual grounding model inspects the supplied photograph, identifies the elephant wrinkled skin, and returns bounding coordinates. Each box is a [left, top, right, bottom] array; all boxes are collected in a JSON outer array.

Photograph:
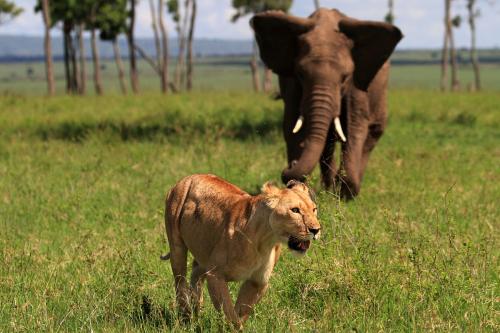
[[251, 8, 403, 199]]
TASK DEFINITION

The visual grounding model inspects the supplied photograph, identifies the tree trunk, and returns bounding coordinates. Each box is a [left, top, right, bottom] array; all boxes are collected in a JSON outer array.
[[134, 44, 161, 74], [175, 0, 190, 89], [63, 22, 72, 94], [68, 24, 79, 94], [149, 0, 162, 70], [314, 0, 320, 10], [69, 30, 79, 93], [441, 0, 450, 91], [113, 39, 128, 95], [467, 0, 481, 91], [78, 23, 87, 95], [158, 0, 169, 94], [250, 37, 261, 92], [263, 67, 273, 93], [449, 20, 460, 91], [128, 0, 139, 93], [91, 28, 103, 95], [41, 0, 55, 96], [186, 0, 196, 91]]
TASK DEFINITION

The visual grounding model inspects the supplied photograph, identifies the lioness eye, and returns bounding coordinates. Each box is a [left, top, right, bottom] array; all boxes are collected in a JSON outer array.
[[291, 207, 300, 214]]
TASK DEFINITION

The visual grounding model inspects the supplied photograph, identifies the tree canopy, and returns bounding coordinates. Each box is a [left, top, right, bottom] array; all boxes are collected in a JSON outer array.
[[231, 0, 293, 22], [0, 0, 23, 25], [97, 0, 128, 41]]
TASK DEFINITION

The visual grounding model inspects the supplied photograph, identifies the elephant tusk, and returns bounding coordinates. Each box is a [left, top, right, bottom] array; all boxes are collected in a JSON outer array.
[[292, 116, 304, 134], [334, 117, 347, 142]]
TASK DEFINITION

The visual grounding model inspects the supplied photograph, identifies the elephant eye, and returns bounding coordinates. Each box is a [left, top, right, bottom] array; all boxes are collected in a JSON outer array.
[[291, 207, 300, 214]]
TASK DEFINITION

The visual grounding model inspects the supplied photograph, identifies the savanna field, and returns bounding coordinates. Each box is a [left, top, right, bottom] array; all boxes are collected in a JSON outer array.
[[0, 71, 499, 331]]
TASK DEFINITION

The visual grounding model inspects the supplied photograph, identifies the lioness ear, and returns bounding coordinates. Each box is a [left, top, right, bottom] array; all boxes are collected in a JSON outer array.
[[286, 180, 316, 203], [262, 181, 281, 209]]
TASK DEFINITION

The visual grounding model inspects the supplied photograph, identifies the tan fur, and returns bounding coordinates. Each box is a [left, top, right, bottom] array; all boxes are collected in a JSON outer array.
[[163, 174, 320, 328]]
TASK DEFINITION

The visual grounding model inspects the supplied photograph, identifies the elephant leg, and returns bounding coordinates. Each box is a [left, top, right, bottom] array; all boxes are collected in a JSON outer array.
[[190, 260, 206, 315], [359, 122, 386, 181], [235, 280, 268, 324], [339, 124, 369, 200], [320, 126, 337, 189]]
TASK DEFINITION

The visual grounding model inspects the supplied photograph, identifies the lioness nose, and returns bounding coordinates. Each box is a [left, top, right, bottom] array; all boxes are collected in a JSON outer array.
[[308, 227, 320, 236]]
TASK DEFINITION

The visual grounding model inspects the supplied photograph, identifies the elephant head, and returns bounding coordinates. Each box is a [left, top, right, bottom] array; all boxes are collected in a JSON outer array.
[[251, 9, 402, 183]]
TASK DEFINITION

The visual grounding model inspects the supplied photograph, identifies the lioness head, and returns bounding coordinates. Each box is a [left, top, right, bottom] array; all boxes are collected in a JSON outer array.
[[262, 180, 321, 255]]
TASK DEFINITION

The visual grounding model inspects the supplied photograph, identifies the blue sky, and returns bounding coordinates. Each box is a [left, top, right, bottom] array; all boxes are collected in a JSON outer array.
[[1, 0, 499, 48]]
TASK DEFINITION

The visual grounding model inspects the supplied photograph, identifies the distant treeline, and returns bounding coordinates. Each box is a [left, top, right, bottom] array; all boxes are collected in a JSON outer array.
[[0, 35, 253, 60], [1, 35, 499, 65], [2, 52, 500, 66]]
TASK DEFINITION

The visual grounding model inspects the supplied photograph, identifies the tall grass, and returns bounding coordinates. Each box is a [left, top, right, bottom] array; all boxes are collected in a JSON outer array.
[[0, 91, 498, 332]]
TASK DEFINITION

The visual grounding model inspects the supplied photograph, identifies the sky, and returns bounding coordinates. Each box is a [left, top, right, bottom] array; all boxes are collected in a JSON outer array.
[[0, 0, 499, 49]]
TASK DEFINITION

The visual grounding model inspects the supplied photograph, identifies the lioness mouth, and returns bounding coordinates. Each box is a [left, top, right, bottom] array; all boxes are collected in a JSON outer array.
[[288, 236, 310, 253]]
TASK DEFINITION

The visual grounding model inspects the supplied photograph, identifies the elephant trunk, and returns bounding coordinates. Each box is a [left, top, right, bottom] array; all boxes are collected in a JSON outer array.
[[282, 87, 339, 183]]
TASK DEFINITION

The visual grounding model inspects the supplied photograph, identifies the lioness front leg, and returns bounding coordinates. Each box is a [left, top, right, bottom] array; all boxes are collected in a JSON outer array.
[[235, 280, 268, 323], [206, 272, 241, 329]]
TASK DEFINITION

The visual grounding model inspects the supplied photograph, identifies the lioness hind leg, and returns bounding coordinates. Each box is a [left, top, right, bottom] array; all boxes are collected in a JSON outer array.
[[190, 260, 206, 315], [169, 243, 191, 321]]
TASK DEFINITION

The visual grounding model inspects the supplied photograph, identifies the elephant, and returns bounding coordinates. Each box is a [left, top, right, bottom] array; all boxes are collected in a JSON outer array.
[[251, 8, 403, 199]]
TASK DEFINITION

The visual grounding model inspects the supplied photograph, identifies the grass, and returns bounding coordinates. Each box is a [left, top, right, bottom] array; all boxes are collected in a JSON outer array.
[[0, 90, 499, 332], [1, 57, 500, 94]]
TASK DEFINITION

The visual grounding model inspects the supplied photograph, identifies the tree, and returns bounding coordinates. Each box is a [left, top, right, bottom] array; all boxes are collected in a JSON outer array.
[[85, 0, 104, 96], [441, 0, 460, 91], [232, 0, 293, 93], [149, 0, 162, 69], [36, 0, 81, 94], [441, 0, 451, 91], [168, 0, 189, 90], [40, 0, 55, 96], [98, 0, 129, 94], [158, 0, 169, 93], [77, 23, 87, 95], [449, 12, 461, 91], [186, 0, 196, 91], [144, 0, 170, 94], [0, 0, 23, 25], [385, 0, 394, 24], [127, 0, 139, 93], [467, 0, 481, 90]]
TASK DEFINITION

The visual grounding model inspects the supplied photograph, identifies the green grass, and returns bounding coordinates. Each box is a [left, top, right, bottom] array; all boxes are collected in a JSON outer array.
[[0, 90, 499, 332], [1, 57, 500, 95]]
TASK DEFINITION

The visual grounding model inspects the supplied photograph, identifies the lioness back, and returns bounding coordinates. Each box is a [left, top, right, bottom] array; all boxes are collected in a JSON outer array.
[[165, 174, 256, 266]]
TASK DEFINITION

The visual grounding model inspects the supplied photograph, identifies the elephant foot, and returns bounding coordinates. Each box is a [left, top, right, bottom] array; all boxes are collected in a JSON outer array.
[[320, 169, 338, 190], [334, 176, 360, 201]]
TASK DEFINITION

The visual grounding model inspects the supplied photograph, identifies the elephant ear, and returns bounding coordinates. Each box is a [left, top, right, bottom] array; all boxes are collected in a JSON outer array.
[[339, 19, 403, 91], [251, 11, 313, 76]]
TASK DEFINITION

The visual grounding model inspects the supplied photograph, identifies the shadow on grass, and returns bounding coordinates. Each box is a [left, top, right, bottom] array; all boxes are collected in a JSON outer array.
[[133, 295, 211, 332], [35, 116, 281, 143], [131, 295, 177, 330]]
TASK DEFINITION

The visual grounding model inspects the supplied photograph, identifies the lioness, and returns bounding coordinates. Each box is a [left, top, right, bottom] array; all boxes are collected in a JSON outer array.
[[163, 174, 320, 328]]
